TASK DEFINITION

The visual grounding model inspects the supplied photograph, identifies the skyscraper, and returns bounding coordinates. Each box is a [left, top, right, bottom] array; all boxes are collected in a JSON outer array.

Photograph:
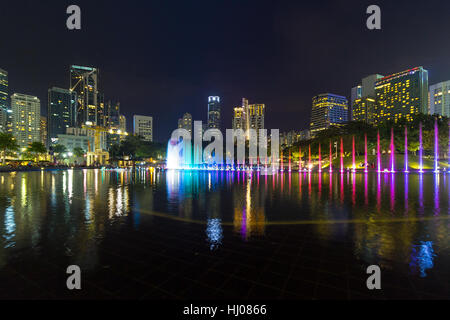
[[133, 115, 153, 142], [374, 67, 428, 123], [48, 87, 77, 145], [105, 101, 120, 129], [207, 96, 221, 129], [0, 68, 8, 132], [178, 113, 192, 134], [429, 80, 450, 117], [11, 93, 41, 148], [351, 74, 383, 122], [40, 116, 47, 147], [119, 114, 127, 132], [232, 107, 245, 130], [310, 93, 348, 136], [248, 103, 265, 131], [70, 65, 101, 126]]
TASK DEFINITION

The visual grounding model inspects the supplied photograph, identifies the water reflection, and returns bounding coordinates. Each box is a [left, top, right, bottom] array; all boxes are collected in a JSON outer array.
[[0, 170, 449, 279]]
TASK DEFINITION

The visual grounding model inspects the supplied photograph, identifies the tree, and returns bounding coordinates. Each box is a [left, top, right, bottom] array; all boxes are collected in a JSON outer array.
[[0, 133, 19, 165], [52, 144, 67, 161], [27, 141, 47, 162], [73, 147, 85, 158]]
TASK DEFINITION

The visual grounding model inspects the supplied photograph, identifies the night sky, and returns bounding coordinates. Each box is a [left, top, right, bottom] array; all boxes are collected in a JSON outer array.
[[1, 0, 450, 142]]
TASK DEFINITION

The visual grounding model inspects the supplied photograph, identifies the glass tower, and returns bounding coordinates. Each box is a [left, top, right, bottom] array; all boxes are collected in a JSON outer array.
[[48, 87, 77, 146]]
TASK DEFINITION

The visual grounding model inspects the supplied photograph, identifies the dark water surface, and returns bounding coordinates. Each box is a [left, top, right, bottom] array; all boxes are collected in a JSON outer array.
[[0, 169, 449, 299]]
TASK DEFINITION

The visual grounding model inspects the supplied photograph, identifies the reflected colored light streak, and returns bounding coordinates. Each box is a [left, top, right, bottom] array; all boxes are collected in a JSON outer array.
[[340, 173, 344, 203], [206, 218, 223, 250], [404, 174, 409, 214], [410, 241, 435, 278], [364, 173, 368, 206], [390, 173, 395, 212], [434, 174, 440, 215], [352, 173, 356, 205], [419, 174, 424, 215], [376, 173, 381, 212]]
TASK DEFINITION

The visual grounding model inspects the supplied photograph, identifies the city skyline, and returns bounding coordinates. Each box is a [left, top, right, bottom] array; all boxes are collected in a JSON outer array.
[[2, 1, 450, 142]]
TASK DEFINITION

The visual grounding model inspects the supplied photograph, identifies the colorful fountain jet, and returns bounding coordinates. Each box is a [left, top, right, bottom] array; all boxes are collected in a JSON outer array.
[[435, 118, 439, 173], [318, 143, 322, 173], [308, 145, 312, 172], [340, 138, 344, 173], [419, 122, 423, 173], [364, 133, 368, 173], [329, 140, 333, 173], [404, 126, 409, 173], [352, 136, 356, 172], [390, 127, 395, 173], [299, 146, 302, 172], [377, 130, 381, 173]]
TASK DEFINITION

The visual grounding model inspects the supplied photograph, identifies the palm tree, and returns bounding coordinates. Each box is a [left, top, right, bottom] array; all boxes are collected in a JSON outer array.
[[0, 133, 19, 165], [27, 142, 47, 162], [52, 144, 67, 162]]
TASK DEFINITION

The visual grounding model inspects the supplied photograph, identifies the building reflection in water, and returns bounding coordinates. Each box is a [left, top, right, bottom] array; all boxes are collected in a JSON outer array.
[[0, 170, 449, 278]]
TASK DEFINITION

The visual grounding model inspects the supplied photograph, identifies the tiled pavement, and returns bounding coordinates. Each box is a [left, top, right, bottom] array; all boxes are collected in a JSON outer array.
[[0, 216, 449, 300]]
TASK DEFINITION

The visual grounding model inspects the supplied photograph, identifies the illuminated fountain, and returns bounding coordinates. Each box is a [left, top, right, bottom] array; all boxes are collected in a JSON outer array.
[[329, 141, 333, 173], [390, 127, 395, 173], [352, 136, 356, 172], [377, 130, 381, 172], [405, 126, 409, 173], [318, 143, 322, 173], [308, 145, 312, 172], [364, 133, 368, 173], [434, 118, 439, 173], [340, 138, 344, 173], [419, 122, 423, 173]]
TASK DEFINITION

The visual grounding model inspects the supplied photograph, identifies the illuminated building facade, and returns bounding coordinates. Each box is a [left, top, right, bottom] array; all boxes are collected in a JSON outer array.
[[105, 101, 120, 129], [178, 113, 192, 134], [352, 97, 376, 123], [351, 74, 383, 122], [0, 68, 8, 132], [70, 65, 102, 126], [429, 80, 450, 117], [207, 96, 221, 130], [133, 115, 153, 142], [310, 93, 348, 136], [119, 114, 127, 132], [248, 103, 265, 131], [374, 67, 428, 123], [11, 93, 41, 148], [232, 106, 245, 130], [40, 116, 47, 147], [48, 87, 77, 145]]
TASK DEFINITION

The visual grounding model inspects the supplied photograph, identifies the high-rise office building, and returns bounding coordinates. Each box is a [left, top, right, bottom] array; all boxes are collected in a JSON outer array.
[[374, 67, 428, 123], [70, 65, 101, 126], [178, 113, 192, 134], [48, 87, 77, 145], [232, 106, 245, 130], [40, 116, 47, 147], [11, 93, 41, 148], [0, 68, 8, 132], [119, 114, 127, 132], [207, 96, 221, 129], [133, 115, 153, 142], [310, 93, 348, 136], [248, 103, 265, 131], [352, 97, 376, 123], [429, 80, 450, 117], [105, 101, 120, 129], [351, 74, 383, 122]]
